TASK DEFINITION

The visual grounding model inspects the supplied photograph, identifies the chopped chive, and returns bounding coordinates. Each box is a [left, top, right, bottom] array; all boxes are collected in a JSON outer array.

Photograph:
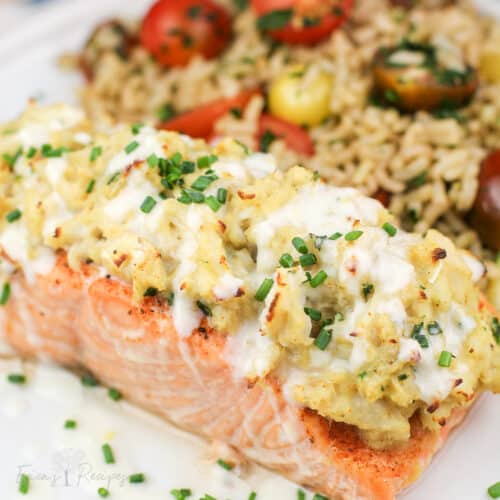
[[248, 493, 257, 500], [81, 374, 99, 387], [108, 388, 122, 401], [345, 230, 363, 241], [131, 123, 144, 135], [292, 237, 309, 255], [334, 312, 344, 323], [26, 146, 37, 159], [147, 153, 159, 168], [144, 287, 158, 297], [196, 300, 212, 317], [6, 208, 22, 223], [297, 490, 306, 500], [181, 161, 195, 174], [304, 307, 322, 321], [64, 419, 77, 429], [407, 170, 428, 190], [217, 458, 234, 471], [0, 282, 11, 305], [171, 152, 183, 166], [279, 253, 294, 268], [129, 473, 146, 483], [86, 179, 96, 194], [398, 373, 408, 381], [488, 482, 500, 498], [156, 103, 175, 122], [107, 172, 120, 185], [98, 487, 110, 498], [382, 222, 397, 237], [140, 196, 157, 214], [362, 283, 374, 301], [255, 278, 274, 302], [313, 494, 329, 500], [102, 443, 115, 464], [205, 195, 221, 212], [124, 140, 140, 154], [217, 188, 227, 204], [299, 253, 317, 267], [235, 139, 250, 154], [492, 317, 500, 344], [314, 328, 332, 350], [41, 144, 69, 158], [329, 232, 343, 240], [358, 371, 368, 379], [257, 8, 293, 30], [7, 373, 26, 384], [411, 323, 429, 348], [3, 147, 23, 167], [19, 474, 30, 494], [90, 145, 103, 162], [191, 175, 217, 191], [197, 154, 218, 168], [167, 292, 175, 306], [427, 321, 443, 336], [308, 270, 328, 288], [171, 489, 192, 500], [438, 351, 453, 368]]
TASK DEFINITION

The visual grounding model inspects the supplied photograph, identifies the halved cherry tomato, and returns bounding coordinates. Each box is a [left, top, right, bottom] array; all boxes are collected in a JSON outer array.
[[158, 90, 260, 138], [470, 150, 500, 250], [258, 114, 315, 156], [140, 0, 232, 67], [251, 0, 353, 46]]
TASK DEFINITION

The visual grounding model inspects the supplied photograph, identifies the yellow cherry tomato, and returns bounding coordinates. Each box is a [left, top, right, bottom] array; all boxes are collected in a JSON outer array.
[[480, 48, 500, 83], [268, 66, 333, 127]]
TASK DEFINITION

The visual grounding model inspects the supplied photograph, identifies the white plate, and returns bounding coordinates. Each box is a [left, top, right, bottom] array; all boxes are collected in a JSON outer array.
[[0, 1, 499, 499]]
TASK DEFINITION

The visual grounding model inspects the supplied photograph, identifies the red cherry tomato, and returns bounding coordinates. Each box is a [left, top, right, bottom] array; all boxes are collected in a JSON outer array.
[[140, 0, 232, 67], [258, 114, 315, 156], [158, 90, 260, 138], [470, 150, 500, 250], [251, 0, 353, 46]]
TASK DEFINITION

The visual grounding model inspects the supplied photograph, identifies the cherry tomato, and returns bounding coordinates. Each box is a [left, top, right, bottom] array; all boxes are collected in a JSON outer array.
[[158, 90, 260, 138], [258, 114, 315, 156], [140, 0, 232, 67], [268, 65, 333, 127], [251, 0, 353, 46], [373, 44, 478, 112], [470, 150, 500, 250]]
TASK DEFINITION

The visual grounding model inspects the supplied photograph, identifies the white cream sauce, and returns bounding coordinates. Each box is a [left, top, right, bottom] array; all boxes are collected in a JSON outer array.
[[0, 360, 305, 500], [105, 127, 165, 177]]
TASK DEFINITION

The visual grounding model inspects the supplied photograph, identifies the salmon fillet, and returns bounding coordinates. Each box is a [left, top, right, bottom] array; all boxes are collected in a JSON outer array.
[[0, 253, 471, 500]]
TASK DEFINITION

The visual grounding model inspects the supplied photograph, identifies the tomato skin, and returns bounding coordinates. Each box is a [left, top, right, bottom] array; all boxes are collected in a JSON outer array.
[[258, 114, 315, 156], [140, 0, 232, 67], [158, 90, 260, 138], [470, 150, 500, 250], [252, 0, 353, 46]]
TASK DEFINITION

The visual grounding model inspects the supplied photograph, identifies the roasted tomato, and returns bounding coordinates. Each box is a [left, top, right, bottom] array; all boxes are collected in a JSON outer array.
[[470, 150, 500, 251], [140, 0, 232, 67], [158, 90, 259, 138], [373, 40, 478, 112], [258, 114, 315, 156], [252, 0, 353, 46]]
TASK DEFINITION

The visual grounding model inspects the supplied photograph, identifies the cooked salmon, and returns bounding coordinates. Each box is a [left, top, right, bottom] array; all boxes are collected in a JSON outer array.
[[0, 254, 476, 500]]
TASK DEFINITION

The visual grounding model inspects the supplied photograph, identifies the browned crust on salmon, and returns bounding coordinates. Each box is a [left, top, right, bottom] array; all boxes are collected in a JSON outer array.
[[0, 254, 473, 500]]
